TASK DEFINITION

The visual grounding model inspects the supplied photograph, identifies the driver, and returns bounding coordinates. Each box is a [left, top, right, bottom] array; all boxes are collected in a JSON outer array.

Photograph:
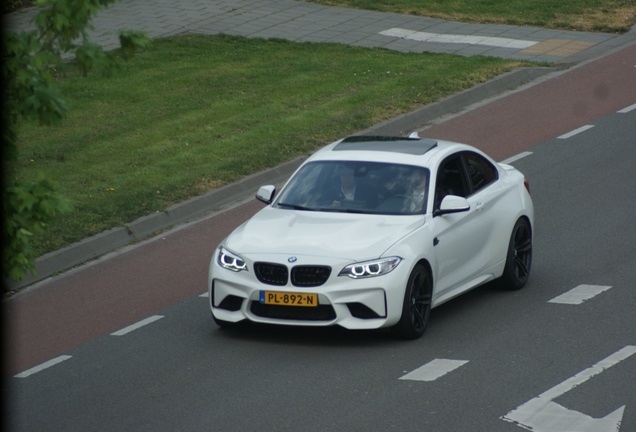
[[324, 165, 377, 208]]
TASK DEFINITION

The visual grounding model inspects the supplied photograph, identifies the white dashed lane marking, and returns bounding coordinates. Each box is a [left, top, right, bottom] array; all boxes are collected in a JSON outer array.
[[14, 355, 73, 378], [557, 124, 595, 139], [400, 359, 469, 382], [379, 28, 538, 49], [110, 315, 164, 336], [618, 103, 636, 113], [548, 285, 613, 305], [501, 152, 533, 164], [15, 314, 166, 378]]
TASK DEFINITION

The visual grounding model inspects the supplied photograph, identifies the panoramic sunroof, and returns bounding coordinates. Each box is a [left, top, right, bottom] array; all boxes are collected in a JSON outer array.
[[333, 136, 438, 155]]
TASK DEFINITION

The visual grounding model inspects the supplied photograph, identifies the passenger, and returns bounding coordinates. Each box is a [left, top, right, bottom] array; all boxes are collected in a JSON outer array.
[[324, 165, 377, 207], [405, 169, 427, 213]]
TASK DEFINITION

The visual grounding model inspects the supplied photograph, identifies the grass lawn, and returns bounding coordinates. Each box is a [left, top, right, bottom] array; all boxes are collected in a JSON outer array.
[[308, 0, 636, 33], [12, 34, 536, 256]]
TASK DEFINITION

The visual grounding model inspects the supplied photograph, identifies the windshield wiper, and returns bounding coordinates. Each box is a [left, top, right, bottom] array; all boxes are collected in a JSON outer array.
[[339, 208, 370, 214], [277, 202, 316, 211], [316, 207, 371, 214]]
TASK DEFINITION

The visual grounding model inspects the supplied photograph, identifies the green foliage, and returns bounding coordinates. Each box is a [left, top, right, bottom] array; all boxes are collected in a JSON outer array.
[[4, 0, 150, 127], [3, 176, 72, 281], [2, 0, 150, 284], [1, 0, 28, 14]]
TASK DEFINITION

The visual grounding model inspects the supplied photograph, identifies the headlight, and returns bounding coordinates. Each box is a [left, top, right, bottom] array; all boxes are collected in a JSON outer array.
[[217, 247, 247, 272], [339, 257, 401, 279]]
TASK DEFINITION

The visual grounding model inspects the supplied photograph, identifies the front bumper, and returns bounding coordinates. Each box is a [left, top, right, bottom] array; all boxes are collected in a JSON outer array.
[[208, 253, 409, 330]]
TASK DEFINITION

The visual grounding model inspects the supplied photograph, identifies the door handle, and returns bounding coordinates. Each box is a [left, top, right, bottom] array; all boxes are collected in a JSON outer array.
[[475, 201, 484, 211]]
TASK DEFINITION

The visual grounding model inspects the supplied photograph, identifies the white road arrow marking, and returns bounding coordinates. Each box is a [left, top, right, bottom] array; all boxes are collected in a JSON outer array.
[[501, 345, 636, 432]]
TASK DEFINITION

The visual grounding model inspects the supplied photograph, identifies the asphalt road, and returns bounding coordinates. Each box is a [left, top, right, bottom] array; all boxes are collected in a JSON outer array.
[[4, 44, 636, 432]]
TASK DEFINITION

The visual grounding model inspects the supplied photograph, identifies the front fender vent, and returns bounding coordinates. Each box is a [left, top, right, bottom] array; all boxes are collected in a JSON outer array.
[[347, 302, 384, 319]]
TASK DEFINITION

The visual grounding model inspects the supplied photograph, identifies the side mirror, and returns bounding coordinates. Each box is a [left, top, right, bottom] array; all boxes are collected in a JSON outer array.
[[433, 195, 470, 217], [256, 185, 276, 204]]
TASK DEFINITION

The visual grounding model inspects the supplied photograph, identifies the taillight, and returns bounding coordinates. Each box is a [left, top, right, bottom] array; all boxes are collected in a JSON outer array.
[[524, 178, 530, 193]]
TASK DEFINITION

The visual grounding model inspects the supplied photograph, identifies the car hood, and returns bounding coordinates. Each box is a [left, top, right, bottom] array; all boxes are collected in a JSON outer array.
[[225, 207, 424, 261]]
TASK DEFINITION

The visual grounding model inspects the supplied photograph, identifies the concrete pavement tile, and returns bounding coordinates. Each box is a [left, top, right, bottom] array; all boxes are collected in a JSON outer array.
[[235, 23, 270, 35], [422, 22, 467, 34], [346, 15, 390, 26], [521, 39, 597, 56], [351, 39, 391, 48], [422, 44, 463, 54], [194, 23, 233, 34], [330, 34, 372, 45], [335, 22, 377, 33], [375, 17, 415, 30], [305, 29, 345, 39], [455, 45, 497, 56], [304, 33, 337, 43], [500, 28, 545, 39], [431, 22, 470, 33], [575, 33, 617, 43], [257, 15, 293, 26], [382, 39, 429, 52], [472, 46, 519, 57], [513, 52, 561, 62]]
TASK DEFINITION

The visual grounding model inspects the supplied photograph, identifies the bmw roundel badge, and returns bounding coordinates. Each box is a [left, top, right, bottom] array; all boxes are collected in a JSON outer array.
[[288, 256, 297, 263]]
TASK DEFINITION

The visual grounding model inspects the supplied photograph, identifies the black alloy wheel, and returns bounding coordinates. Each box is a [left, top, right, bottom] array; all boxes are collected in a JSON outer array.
[[499, 218, 532, 290], [392, 263, 433, 340]]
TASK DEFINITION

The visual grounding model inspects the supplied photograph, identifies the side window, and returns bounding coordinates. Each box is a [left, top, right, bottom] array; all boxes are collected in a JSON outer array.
[[463, 152, 498, 194], [435, 156, 469, 208]]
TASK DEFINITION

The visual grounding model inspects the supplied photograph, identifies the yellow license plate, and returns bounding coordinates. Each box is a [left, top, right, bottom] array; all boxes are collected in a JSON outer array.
[[259, 291, 318, 307]]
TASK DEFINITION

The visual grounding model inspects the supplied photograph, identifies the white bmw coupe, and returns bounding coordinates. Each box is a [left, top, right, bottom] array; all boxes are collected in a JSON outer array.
[[208, 134, 533, 339]]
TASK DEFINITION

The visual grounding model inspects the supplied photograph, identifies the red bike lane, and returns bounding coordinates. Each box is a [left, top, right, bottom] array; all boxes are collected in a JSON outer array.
[[420, 43, 636, 159], [4, 43, 635, 376]]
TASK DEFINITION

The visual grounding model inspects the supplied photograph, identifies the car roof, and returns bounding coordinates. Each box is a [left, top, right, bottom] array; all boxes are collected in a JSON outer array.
[[332, 136, 438, 155], [310, 135, 477, 166]]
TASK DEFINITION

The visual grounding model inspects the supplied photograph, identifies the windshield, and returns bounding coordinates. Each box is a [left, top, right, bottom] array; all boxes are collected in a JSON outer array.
[[275, 161, 430, 215]]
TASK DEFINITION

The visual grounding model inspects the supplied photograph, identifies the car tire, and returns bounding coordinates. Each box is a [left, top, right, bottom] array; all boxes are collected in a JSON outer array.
[[392, 263, 432, 340], [498, 218, 532, 290]]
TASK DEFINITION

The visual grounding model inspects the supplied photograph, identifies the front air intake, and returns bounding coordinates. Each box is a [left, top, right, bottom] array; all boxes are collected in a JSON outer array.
[[254, 262, 288, 286], [291, 266, 331, 287]]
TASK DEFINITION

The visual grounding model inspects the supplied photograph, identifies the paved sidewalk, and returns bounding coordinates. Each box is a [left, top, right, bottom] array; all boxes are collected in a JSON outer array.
[[6, 0, 630, 63], [5, 0, 636, 291]]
